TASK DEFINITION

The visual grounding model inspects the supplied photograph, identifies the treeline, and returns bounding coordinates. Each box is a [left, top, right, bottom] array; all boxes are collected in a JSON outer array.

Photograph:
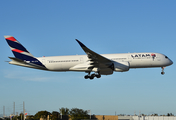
[[3, 107, 92, 120]]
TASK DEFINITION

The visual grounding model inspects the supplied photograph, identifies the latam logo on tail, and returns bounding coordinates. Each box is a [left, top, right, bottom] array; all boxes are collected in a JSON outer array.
[[4, 36, 173, 80]]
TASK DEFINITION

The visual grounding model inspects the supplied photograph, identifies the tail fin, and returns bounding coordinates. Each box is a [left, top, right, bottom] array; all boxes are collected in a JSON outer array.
[[4, 36, 46, 68], [4, 36, 35, 61]]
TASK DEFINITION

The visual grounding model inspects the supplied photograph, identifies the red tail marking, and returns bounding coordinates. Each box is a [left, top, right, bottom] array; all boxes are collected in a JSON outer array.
[[12, 49, 24, 53], [6, 37, 17, 42]]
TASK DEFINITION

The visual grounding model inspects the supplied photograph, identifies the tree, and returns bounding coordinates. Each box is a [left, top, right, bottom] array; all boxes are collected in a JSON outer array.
[[151, 113, 158, 116], [27, 115, 34, 120], [167, 113, 174, 116], [51, 111, 60, 120], [69, 108, 89, 120], [34, 111, 51, 120], [3, 118, 10, 120], [59, 108, 69, 116], [17, 113, 24, 120], [12, 116, 18, 120], [141, 114, 146, 116]]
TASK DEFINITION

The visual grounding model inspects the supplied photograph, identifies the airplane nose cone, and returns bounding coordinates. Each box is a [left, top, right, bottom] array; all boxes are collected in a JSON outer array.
[[170, 59, 173, 65], [167, 58, 173, 66]]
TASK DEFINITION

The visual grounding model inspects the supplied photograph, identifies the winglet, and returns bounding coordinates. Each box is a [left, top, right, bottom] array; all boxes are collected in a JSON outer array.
[[75, 39, 86, 48]]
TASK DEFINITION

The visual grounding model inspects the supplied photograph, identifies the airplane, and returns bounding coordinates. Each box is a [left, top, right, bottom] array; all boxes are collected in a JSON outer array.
[[4, 36, 173, 80]]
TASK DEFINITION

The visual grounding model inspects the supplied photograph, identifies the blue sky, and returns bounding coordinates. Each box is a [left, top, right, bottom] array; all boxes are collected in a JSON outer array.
[[0, 0, 176, 116]]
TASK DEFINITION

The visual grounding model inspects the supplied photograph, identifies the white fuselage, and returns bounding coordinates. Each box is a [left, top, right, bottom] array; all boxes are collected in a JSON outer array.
[[35, 53, 172, 72]]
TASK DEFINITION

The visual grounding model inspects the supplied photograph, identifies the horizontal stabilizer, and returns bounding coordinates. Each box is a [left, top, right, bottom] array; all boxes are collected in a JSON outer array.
[[8, 57, 47, 70]]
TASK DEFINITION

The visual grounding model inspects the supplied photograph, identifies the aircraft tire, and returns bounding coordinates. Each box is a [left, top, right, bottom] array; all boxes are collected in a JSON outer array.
[[84, 75, 89, 79], [90, 74, 95, 80], [161, 72, 165, 75], [96, 74, 101, 78]]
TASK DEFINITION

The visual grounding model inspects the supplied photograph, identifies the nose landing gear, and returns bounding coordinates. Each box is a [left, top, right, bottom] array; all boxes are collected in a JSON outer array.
[[161, 67, 165, 75]]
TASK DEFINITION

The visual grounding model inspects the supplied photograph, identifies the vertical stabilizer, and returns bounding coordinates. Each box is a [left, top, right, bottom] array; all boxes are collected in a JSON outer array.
[[4, 36, 45, 68], [4, 36, 35, 60]]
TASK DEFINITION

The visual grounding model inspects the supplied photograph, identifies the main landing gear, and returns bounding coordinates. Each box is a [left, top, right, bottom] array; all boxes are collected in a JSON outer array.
[[161, 67, 165, 75], [84, 72, 101, 80]]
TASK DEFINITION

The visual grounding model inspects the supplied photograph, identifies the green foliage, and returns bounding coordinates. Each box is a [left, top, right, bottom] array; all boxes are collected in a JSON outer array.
[[12, 116, 18, 120], [3, 118, 10, 120], [69, 108, 89, 120], [34, 111, 51, 120], [59, 108, 69, 115], [27, 115, 34, 120], [16, 113, 24, 120], [151, 113, 158, 116], [51, 111, 60, 120], [167, 113, 174, 116]]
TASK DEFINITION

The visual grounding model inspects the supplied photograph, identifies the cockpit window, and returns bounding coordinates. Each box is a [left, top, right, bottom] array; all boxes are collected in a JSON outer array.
[[165, 56, 168, 59]]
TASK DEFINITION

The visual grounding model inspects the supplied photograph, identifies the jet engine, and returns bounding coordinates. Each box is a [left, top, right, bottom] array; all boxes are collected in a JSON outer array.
[[113, 61, 129, 72]]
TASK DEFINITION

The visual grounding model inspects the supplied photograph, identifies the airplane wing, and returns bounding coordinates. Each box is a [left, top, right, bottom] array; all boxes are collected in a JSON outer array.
[[76, 39, 113, 70]]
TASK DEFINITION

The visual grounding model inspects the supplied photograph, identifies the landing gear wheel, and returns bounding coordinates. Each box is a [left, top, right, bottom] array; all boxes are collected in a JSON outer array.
[[161, 72, 165, 75], [90, 74, 95, 80], [95, 74, 101, 78], [89, 76, 94, 80], [161, 67, 165, 75], [84, 75, 89, 79]]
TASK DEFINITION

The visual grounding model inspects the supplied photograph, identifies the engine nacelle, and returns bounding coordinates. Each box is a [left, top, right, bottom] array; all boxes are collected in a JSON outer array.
[[113, 61, 129, 72]]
